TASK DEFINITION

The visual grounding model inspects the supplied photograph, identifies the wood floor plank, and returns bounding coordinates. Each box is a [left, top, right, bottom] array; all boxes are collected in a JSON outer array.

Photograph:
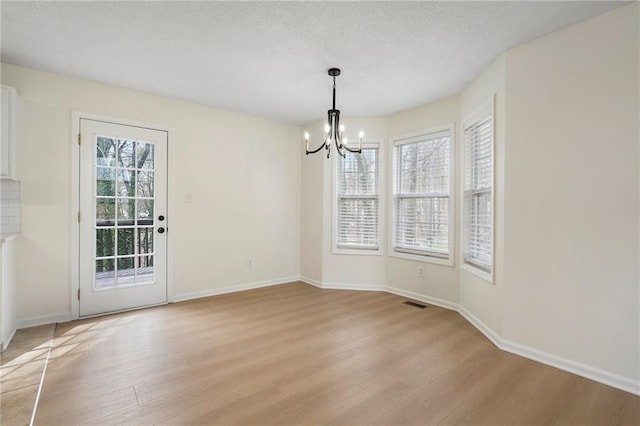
[[8, 282, 636, 426], [0, 384, 39, 426]]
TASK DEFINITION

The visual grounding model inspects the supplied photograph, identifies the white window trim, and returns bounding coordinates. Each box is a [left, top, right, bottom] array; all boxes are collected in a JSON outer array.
[[332, 138, 384, 256], [460, 95, 495, 283], [389, 124, 455, 266]]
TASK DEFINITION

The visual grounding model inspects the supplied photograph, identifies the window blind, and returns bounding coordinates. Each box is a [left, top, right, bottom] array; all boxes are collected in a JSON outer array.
[[394, 133, 450, 257], [336, 147, 379, 249], [463, 113, 493, 272]]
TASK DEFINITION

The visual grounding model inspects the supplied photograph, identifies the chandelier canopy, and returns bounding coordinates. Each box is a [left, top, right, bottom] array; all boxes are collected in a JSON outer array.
[[304, 68, 363, 158]]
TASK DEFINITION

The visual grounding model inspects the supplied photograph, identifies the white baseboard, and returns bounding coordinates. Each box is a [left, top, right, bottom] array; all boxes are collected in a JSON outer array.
[[500, 338, 640, 396], [457, 305, 502, 348], [299, 276, 323, 288], [2, 328, 17, 351], [300, 277, 384, 292], [456, 304, 639, 395], [172, 276, 300, 303], [384, 285, 459, 312], [17, 312, 72, 330], [321, 281, 385, 291]]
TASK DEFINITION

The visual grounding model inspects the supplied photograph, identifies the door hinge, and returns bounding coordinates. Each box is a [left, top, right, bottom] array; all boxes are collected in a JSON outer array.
[[77, 133, 81, 145], [77, 288, 80, 300], [77, 212, 81, 223]]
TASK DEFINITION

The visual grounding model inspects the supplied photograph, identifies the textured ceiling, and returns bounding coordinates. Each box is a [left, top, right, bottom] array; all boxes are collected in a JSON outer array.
[[1, 1, 626, 125]]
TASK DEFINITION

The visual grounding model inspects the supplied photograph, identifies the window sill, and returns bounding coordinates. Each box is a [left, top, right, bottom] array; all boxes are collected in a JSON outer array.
[[388, 249, 454, 267], [461, 262, 493, 283], [332, 246, 383, 256]]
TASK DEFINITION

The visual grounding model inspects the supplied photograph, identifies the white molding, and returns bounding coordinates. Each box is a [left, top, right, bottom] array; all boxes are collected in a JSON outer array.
[[171, 276, 300, 303], [331, 139, 384, 256], [457, 304, 502, 348], [2, 327, 17, 351], [384, 285, 459, 311], [70, 112, 80, 320], [461, 263, 493, 284], [17, 312, 72, 330], [460, 95, 495, 284], [389, 123, 456, 267], [457, 304, 639, 395], [320, 281, 385, 292], [300, 276, 383, 292], [299, 276, 323, 288], [388, 250, 454, 267], [500, 338, 640, 396]]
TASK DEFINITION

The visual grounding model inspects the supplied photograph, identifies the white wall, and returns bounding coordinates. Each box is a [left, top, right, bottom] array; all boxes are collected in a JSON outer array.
[[321, 117, 388, 288], [386, 96, 460, 303], [1, 63, 301, 323], [458, 53, 507, 335], [300, 121, 324, 283], [502, 4, 639, 381]]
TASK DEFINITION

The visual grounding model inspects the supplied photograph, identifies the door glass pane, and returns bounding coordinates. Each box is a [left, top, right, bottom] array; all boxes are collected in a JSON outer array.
[[96, 167, 115, 196], [116, 170, 135, 197], [117, 228, 135, 256], [136, 255, 154, 284], [96, 198, 115, 226], [137, 199, 153, 225], [96, 138, 116, 167], [136, 143, 154, 170], [96, 228, 115, 257], [117, 257, 135, 286], [118, 140, 136, 169], [136, 171, 154, 198], [117, 198, 134, 225], [96, 258, 115, 289], [137, 227, 153, 254]]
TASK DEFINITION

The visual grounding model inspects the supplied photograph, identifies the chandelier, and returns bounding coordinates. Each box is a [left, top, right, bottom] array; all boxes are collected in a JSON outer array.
[[304, 68, 363, 158]]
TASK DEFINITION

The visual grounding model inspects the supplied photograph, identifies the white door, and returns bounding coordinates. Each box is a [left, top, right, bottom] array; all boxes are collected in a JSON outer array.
[[79, 119, 167, 316]]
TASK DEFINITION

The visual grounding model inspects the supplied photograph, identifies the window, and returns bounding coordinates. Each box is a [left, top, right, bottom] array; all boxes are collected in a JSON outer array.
[[335, 144, 380, 251], [392, 126, 454, 264], [462, 98, 494, 279]]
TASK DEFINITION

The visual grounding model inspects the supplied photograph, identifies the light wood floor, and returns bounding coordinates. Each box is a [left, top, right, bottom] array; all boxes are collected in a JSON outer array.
[[2, 282, 639, 425]]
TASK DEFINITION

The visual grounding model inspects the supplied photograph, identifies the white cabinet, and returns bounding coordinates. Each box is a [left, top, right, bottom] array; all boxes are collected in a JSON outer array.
[[1, 237, 17, 351], [1, 86, 18, 178]]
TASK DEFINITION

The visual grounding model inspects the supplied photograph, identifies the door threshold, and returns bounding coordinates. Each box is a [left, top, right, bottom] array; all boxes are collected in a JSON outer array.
[[79, 301, 169, 320]]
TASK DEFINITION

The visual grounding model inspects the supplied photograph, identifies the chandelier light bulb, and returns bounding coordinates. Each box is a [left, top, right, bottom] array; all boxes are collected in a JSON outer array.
[[304, 131, 309, 140], [339, 124, 345, 133], [358, 130, 364, 139], [343, 137, 348, 145], [324, 123, 330, 133]]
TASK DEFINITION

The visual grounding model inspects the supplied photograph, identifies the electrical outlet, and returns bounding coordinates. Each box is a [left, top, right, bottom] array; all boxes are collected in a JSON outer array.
[[419, 266, 425, 277], [247, 259, 253, 268]]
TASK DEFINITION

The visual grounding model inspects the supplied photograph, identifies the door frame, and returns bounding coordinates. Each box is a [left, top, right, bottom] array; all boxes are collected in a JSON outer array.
[[71, 111, 175, 320]]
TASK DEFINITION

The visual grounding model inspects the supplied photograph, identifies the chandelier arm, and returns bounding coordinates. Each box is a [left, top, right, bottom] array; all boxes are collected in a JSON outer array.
[[335, 140, 347, 158], [305, 141, 327, 155], [341, 144, 362, 153]]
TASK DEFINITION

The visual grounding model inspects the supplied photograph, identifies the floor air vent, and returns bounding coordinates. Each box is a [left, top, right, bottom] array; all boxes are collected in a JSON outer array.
[[404, 301, 428, 309]]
